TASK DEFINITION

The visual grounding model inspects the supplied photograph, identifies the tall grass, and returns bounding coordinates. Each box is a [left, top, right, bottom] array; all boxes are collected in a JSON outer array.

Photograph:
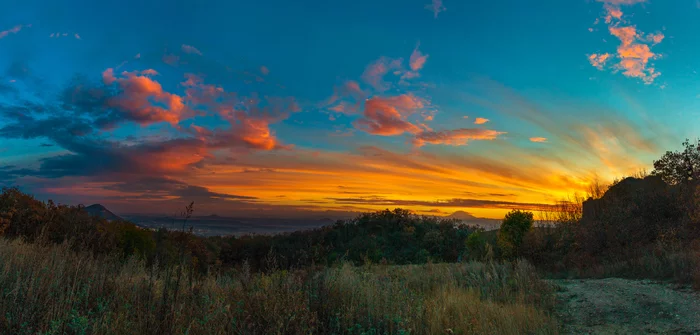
[[0, 238, 558, 334]]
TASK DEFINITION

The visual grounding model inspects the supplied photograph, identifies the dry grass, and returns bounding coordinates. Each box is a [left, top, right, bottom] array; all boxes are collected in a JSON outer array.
[[0, 238, 559, 335]]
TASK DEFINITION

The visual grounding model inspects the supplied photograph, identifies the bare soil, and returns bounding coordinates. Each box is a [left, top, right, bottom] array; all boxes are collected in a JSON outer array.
[[554, 278, 700, 334]]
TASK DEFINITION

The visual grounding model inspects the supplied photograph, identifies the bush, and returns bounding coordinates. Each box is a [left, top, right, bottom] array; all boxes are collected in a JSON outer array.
[[465, 230, 487, 261], [497, 210, 534, 259]]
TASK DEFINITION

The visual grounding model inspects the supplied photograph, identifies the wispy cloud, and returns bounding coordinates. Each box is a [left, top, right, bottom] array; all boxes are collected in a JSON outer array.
[[181, 44, 203, 55], [0, 24, 30, 40], [361, 56, 403, 91], [409, 45, 429, 71], [413, 128, 505, 147], [588, 53, 611, 70], [529, 137, 547, 143], [49, 32, 81, 39], [425, 0, 446, 18]]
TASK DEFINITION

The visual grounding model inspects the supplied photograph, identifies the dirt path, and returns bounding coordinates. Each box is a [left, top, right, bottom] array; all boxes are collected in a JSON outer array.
[[553, 278, 700, 334]]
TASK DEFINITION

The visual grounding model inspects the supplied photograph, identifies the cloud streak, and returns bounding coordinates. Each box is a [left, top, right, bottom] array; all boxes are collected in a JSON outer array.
[[181, 44, 203, 55], [413, 128, 505, 147], [0, 24, 30, 40]]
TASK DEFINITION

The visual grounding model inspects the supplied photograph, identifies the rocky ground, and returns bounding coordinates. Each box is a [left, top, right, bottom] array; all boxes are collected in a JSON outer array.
[[554, 278, 700, 334]]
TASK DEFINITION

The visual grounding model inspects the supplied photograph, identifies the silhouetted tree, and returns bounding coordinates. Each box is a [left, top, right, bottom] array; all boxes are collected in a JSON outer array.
[[652, 139, 700, 185], [497, 210, 534, 259]]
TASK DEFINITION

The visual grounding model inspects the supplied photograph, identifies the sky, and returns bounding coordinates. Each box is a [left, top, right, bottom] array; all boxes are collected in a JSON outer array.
[[0, 0, 699, 219]]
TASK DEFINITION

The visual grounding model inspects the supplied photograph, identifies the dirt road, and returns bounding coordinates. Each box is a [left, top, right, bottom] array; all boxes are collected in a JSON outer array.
[[554, 278, 700, 334]]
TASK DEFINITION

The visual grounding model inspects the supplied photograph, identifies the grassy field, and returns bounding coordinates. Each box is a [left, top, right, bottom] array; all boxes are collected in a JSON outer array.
[[0, 238, 558, 335]]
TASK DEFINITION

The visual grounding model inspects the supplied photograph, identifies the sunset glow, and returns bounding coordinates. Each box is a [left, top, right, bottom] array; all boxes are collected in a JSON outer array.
[[1, 0, 696, 219]]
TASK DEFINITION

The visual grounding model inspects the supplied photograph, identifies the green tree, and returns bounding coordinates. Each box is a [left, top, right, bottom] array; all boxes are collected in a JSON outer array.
[[497, 210, 534, 259], [465, 231, 486, 260]]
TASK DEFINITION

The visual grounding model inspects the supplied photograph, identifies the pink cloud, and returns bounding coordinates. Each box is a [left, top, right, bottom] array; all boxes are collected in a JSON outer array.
[[102, 68, 187, 126], [474, 117, 489, 125], [0, 24, 29, 40], [529, 137, 547, 143], [181, 73, 228, 107], [413, 128, 505, 147], [181, 44, 203, 55], [260, 66, 270, 75], [354, 94, 425, 136], [325, 80, 367, 115], [425, 0, 446, 18], [361, 57, 403, 91], [596, 0, 647, 4], [163, 53, 180, 66], [74, 33, 81, 40], [409, 46, 429, 71]]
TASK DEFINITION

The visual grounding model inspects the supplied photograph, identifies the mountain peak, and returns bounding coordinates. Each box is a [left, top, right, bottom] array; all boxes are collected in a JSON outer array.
[[84, 204, 123, 222], [85, 204, 107, 211], [447, 211, 477, 220]]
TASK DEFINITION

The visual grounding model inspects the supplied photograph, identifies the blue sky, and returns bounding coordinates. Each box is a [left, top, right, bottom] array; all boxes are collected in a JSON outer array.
[[0, 0, 697, 218]]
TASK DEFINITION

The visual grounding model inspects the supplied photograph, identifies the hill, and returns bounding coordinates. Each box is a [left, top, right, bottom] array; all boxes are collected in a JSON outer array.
[[84, 204, 123, 221]]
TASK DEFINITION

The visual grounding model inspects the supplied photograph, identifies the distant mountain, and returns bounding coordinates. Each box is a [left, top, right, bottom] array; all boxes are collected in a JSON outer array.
[[447, 211, 477, 220], [447, 211, 501, 230], [84, 204, 123, 222]]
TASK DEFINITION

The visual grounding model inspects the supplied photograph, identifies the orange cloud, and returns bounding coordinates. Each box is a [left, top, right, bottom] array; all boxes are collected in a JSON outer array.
[[0, 24, 29, 39], [646, 32, 664, 45], [589, 53, 611, 70], [609, 26, 638, 46], [604, 4, 623, 23], [590, 1, 663, 84], [355, 94, 425, 136], [409, 46, 429, 71], [474, 117, 489, 125], [102, 68, 186, 126], [181, 44, 203, 55], [529, 137, 547, 143], [413, 128, 505, 147]]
